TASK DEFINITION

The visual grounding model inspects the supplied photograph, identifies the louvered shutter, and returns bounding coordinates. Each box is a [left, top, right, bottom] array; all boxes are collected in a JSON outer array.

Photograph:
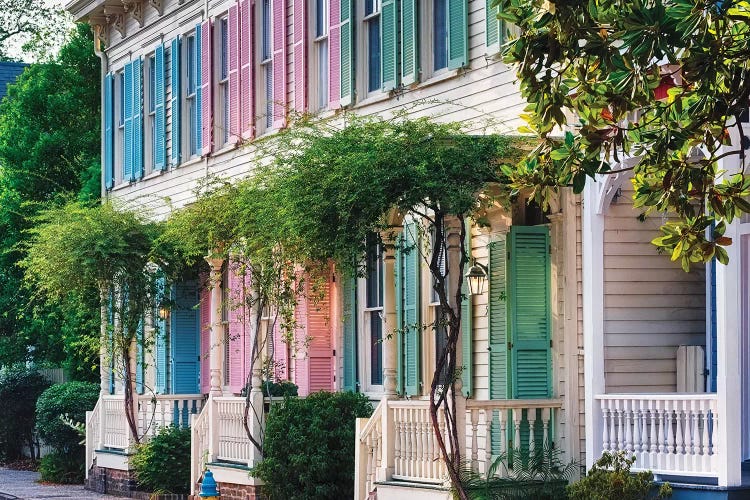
[[172, 280, 201, 394], [136, 318, 145, 394], [132, 57, 144, 180], [400, 223, 421, 396], [271, 0, 287, 128], [272, 318, 288, 380], [107, 290, 115, 394], [328, 0, 341, 108], [154, 44, 166, 170], [342, 274, 358, 391], [104, 73, 114, 189], [380, 0, 397, 91], [194, 24, 203, 154], [400, 0, 418, 85], [240, 0, 255, 138], [228, 4, 241, 142], [339, 0, 354, 106], [460, 223, 473, 397], [170, 37, 182, 166], [293, 0, 307, 112], [200, 20, 213, 155], [154, 276, 168, 394], [447, 0, 468, 70], [294, 292, 310, 395], [485, 0, 503, 55], [199, 279, 211, 393], [123, 62, 133, 182], [508, 226, 551, 399], [228, 262, 246, 394], [306, 277, 334, 393], [488, 237, 508, 455], [709, 258, 717, 392]]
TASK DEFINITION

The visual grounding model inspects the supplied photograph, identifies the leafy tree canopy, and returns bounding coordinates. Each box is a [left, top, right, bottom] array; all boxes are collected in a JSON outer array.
[[498, 0, 750, 270]]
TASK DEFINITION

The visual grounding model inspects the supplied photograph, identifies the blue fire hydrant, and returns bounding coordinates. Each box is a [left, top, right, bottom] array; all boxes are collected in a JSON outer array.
[[199, 470, 220, 499]]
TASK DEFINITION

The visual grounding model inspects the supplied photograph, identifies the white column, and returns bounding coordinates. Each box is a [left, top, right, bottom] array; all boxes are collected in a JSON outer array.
[[583, 181, 606, 471], [206, 257, 224, 396], [381, 230, 401, 398]]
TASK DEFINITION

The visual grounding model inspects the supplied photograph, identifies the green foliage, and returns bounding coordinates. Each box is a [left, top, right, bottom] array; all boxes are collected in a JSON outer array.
[[497, 0, 750, 266], [39, 450, 84, 484], [35, 381, 98, 453], [259, 380, 298, 397], [567, 452, 671, 500], [0, 365, 49, 461], [458, 445, 577, 499], [252, 391, 373, 499], [130, 425, 191, 494]]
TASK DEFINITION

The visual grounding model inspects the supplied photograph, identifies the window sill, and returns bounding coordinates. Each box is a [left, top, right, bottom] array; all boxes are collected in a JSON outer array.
[[142, 169, 165, 182], [177, 156, 204, 170], [110, 181, 133, 192], [355, 92, 391, 108], [412, 69, 459, 91], [212, 142, 239, 157]]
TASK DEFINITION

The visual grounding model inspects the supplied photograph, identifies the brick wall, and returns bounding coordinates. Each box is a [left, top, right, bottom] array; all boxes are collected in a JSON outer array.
[[85, 465, 188, 499], [191, 481, 265, 500]]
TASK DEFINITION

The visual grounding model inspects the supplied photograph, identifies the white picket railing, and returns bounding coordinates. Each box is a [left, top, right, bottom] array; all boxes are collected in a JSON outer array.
[[355, 400, 384, 500], [137, 394, 204, 439], [190, 404, 210, 494], [215, 397, 255, 463], [392, 401, 450, 482], [85, 399, 101, 479], [101, 395, 128, 449], [596, 394, 718, 477]]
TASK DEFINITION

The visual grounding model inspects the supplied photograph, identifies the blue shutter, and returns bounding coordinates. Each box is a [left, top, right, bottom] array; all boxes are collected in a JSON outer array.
[[195, 24, 203, 153], [708, 258, 717, 392], [342, 274, 358, 391], [171, 37, 182, 166], [123, 62, 133, 182], [107, 290, 115, 394], [132, 57, 144, 180], [400, 223, 421, 396], [171, 280, 200, 394], [155, 275, 168, 393], [104, 73, 114, 190], [136, 318, 145, 394], [154, 45, 166, 171]]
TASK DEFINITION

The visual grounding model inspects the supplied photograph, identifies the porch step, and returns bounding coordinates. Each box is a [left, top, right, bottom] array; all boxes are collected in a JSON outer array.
[[373, 480, 451, 500], [658, 480, 750, 500]]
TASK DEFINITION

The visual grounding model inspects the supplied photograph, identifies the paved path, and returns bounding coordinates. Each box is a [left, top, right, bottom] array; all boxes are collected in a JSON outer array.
[[0, 469, 111, 500]]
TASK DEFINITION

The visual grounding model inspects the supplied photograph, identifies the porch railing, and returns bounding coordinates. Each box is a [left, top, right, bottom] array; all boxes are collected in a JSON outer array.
[[596, 394, 718, 477], [354, 398, 562, 500], [101, 395, 128, 449], [85, 398, 101, 478], [190, 402, 210, 493], [215, 397, 256, 463]]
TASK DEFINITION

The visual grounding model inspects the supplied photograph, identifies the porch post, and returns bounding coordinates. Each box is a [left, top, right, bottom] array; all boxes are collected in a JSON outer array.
[[206, 257, 225, 396], [583, 181, 605, 471], [247, 288, 264, 468]]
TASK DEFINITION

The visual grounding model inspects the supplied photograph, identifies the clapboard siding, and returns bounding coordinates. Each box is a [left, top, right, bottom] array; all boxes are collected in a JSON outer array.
[[603, 191, 705, 393]]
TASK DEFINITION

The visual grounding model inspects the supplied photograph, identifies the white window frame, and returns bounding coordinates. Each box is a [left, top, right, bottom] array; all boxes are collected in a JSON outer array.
[[184, 32, 199, 160], [420, 0, 449, 81], [358, 0, 383, 99], [359, 237, 384, 394], [216, 15, 230, 147], [258, 0, 273, 132], [310, 0, 329, 111], [115, 70, 125, 185]]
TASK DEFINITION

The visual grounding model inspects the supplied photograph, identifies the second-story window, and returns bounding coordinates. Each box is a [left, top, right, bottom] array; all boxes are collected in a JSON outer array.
[[261, 0, 273, 131], [313, 0, 329, 111], [218, 16, 230, 145], [186, 34, 200, 158], [364, 0, 381, 94], [433, 0, 448, 72], [147, 54, 156, 173], [365, 233, 384, 386]]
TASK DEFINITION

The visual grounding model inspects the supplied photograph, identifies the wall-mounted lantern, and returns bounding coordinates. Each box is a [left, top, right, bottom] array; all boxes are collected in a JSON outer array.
[[465, 262, 488, 296]]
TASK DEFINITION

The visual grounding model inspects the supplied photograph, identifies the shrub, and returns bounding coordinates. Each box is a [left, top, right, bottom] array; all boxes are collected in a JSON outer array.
[[252, 391, 373, 499], [36, 381, 99, 453], [131, 425, 191, 494], [262, 380, 298, 397], [39, 450, 84, 484], [0, 365, 50, 461], [567, 452, 672, 500]]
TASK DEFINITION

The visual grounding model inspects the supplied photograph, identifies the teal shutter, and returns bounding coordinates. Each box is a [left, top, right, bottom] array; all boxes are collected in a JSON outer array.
[[104, 73, 114, 190], [342, 274, 358, 391], [107, 290, 115, 394], [132, 57, 144, 180], [460, 222, 472, 397], [154, 44, 166, 170], [380, 0, 398, 91], [195, 24, 203, 152], [171, 37, 182, 166], [136, 318, 145, 394], [508, 225, 552, 399], [400, 0, 419, 85], [447, 0, 468, 69], [400, 223, 421, 396], [340, 0, 354, 106], [395, 236, 404, 395], [155, 275, 168, 393], [171, 280, 201, 394], [123, 62, 133, 182], [485, 0, 504, 55], [488, 237, 508, 455]]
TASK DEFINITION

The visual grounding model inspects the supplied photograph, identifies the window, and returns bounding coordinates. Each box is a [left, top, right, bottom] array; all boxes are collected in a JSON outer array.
[[186, 34, 200, 158], [430, 228, 449, 383], [364, 0, 381, 94], [261, 0, 273, 130], [365, 233, 384, 386], [218, 16, 230, 145], [433, 0, 448, 72], [146, 54, 156, 173], [115, 71, 125, 184], [312, 0, 329, 110]]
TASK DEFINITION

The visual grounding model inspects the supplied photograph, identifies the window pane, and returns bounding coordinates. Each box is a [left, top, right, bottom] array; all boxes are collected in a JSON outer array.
[[365, 0, 376, 16], [265, 65, 273, 128], [315, 0, 325, 37], [221, 18, 229, 80], [434, 0, 448, 71], [118, 74, 124, 126], [187, 36, 196, 94], [318, 39, 329, 110], [262, 0, 272, 60], [368, 18, 381, 92], [370, 313, 383, 385], [149, 57, 155, 113], [435, 306, 449, 384], [366, 234, 381, 308]]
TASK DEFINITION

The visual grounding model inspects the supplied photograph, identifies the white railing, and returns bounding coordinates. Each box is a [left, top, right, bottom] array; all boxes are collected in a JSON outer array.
[[137, 394, 204, 439], [190, 404, 210, 495], [101, 395, 128, 449], [85, 399, 101, 478], [596, 394, 718, 477], [392, 401, 450, 482], [355, 400, 384, 500], [215, 397, 256, 463]]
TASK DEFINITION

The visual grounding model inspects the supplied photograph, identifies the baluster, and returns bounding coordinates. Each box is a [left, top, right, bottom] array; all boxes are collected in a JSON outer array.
[[498, 410, 507, 459], [624, 399, 633, 454], [633, 401, 642, 460], [513, 408, 521, 453], [422, 415, 430, 479], [528, 409, 537, 454], [484, 410, 492, 474], [400, 410, 407, 476], [700, 402, 709, 472], [470, 409, 479, 472], [656, 401, 665, 468], [601, 403, 610, 455], [649, 401, 658, 457], [541, 408, 550, 449], [394, 410, 401, 476], [409, 409, 416, 478]]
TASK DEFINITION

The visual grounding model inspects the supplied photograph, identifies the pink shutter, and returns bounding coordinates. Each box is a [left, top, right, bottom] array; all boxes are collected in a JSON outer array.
[[199, 277, 211, 394], [306, 277, 334, 393], [242, 270, 253, 384], [200, 20, 213, 156], [293, 0, 306, 112], [272, 0, 287, 128], [228, 5, 241, 142], [294, 292, 310, 396], [228, 260, 245, 394], [240, 0, 255, 139], [272, 319, 288, 380], [328, 0, 340, 108]]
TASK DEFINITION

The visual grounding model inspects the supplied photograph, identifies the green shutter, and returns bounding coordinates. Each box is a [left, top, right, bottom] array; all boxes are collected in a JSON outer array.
[[381, 0, 398, 91], [400, 0, 419, 85], [340, 0, 355, 106], [508, 225, 552, 399], [488, 237, 508, 455], [107, 290, 115, 394], [399, 223, 421, 396], [342, 274, 358, 391], [460, 222, 472, 397], [447, 0, 468, 70], [395, 238, 404, 395], [485, 0, 504, 55]]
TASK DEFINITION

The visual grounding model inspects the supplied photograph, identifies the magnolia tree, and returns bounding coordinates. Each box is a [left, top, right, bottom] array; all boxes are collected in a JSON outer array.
[[497, 0, 750, 269]]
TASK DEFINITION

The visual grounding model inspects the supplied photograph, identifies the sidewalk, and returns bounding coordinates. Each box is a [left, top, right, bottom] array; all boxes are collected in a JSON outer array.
[[0, 468, 111, 499]]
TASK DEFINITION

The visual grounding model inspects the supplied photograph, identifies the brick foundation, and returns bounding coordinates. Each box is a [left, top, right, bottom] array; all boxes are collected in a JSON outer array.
[[191, 481, 265, 500], [85, 465, 189, 499]]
